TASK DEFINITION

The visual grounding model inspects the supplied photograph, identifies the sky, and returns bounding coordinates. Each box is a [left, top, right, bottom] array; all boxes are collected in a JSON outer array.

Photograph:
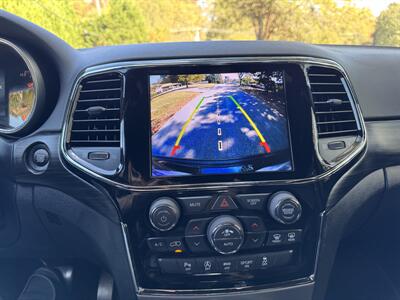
[[351, 0, 400, 16]]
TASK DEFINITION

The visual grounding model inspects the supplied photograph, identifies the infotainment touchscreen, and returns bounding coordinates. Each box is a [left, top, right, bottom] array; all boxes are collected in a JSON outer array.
[[150, 70, 293, 177]]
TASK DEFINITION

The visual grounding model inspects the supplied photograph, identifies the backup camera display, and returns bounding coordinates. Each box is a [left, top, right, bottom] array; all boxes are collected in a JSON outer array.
[[150, 70, 293, 177]]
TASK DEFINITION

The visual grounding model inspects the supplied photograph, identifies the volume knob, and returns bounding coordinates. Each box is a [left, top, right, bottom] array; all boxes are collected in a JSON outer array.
[[149, 197, 180, 231], [268, 192, 302, 225]]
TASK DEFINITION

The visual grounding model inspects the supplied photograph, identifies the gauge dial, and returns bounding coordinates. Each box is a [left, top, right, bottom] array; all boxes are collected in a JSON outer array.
[[0, 39, 43, 134]]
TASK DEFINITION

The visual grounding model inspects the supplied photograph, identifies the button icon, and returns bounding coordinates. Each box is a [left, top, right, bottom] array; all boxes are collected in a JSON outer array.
[[282, 204, 295, 216], [210, 195, 238, 211], [273, 233, 282, 241], [288, 232, 296, 241], [204, 260, 212, 271], [169, 240, 182, 248], [183, 261, 192, 272], [283, 229, 302, 244], [221, 228, 235, 237], [220, 198, 230, 208], [251, 222, 259, 230], [261, 256, 269, 267]]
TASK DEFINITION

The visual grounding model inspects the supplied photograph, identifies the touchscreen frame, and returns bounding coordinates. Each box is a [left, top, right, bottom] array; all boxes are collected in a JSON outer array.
[[149, 69, 295, 178]]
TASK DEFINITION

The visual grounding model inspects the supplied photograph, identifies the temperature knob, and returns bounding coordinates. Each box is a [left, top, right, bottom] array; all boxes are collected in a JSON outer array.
[[207, 215, 244, 255], [149, 197, 181, 231], [268, 192, 302, 225]]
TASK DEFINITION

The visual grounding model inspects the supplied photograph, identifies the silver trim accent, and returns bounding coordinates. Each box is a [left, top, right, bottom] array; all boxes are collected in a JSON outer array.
[[121, 222, 139, 293], [149, 197, 181, 232], [207, 215, 244, 255], [268, 191, 302, 225], [0, 38, 41, 134], [61, 56, 367, 191], [304, 64, 367, 169]]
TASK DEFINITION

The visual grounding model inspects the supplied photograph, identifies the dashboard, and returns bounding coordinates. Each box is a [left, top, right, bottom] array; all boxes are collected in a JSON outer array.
[[1, 9, 400, 300]]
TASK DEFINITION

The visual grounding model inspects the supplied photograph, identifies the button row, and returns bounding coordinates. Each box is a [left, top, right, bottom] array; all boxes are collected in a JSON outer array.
[[185, 216, 265, 236], [266, 229, 302, 246], [158, 250, 294, 275], [147, 229, 302, 253], [178, 193, 270, 214]]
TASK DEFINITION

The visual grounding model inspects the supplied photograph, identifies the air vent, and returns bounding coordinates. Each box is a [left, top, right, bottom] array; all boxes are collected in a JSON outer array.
[[307, 66, 361, 138], [69, 72, 123, 147]]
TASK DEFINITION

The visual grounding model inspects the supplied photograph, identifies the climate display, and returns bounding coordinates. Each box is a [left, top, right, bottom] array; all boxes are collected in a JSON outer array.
[[150, 70, 293, 177]]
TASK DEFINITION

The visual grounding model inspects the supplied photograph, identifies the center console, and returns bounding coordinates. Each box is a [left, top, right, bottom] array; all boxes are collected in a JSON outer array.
[[61, 57, 366, 295], [127, 185, 320, 291]]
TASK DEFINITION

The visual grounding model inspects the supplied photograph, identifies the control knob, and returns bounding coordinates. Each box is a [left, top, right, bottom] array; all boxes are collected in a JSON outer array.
[[207, 215, 244, 255], [268, 191, 302, 224], [149, 197, 181, 231]]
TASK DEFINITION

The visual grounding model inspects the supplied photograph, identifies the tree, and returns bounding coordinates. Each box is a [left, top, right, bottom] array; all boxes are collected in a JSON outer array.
[[0, 0, 87, 48], [177, 74, 205, 88], [207, 0, 375, 46], [83, 0, 147, 47], [137, 0, 205, 42], [208, 0, 307, 40], [374, 3, 400, 47]]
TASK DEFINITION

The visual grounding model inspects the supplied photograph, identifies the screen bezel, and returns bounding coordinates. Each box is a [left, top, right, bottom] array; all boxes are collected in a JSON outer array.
[[148, 69, 294, 178], [124, 62, 317, 186]]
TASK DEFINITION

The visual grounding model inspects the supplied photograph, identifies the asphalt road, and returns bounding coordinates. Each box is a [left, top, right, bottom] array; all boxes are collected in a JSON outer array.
[[152, 84, 290, 163]]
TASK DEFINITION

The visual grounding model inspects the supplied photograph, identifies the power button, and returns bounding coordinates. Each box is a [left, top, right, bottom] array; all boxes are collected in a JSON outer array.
[[149, 197, 181, 231]]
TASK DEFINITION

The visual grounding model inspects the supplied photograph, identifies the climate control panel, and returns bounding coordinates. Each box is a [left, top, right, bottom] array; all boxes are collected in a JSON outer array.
[[128, 189, 318, 291], [145, 192, 303, 273]]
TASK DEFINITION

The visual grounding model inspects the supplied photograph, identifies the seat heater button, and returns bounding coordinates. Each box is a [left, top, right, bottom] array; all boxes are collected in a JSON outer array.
[[236, 193, 270, 210]]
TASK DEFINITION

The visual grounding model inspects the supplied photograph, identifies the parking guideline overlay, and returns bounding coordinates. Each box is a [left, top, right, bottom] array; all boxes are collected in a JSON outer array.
[[228, 95, 271, 153], [170, 96, 206, 156]]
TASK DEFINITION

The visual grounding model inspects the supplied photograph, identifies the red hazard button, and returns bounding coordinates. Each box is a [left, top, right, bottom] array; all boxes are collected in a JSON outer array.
[[210, 195, 238, 211]]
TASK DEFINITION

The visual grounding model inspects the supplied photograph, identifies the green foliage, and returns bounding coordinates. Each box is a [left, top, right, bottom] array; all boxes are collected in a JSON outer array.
[[374, 3, 400, 47], [208, 0, 375, 45], [83, 0, 147, 46], [0, 0, 397, 48], [0, 0, 87, 48], [177, 74, 205, 87], [137, 0, 205, 42]]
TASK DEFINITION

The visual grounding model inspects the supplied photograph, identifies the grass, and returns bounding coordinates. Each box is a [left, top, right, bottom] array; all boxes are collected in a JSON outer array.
[[151, 90, 200, 134]]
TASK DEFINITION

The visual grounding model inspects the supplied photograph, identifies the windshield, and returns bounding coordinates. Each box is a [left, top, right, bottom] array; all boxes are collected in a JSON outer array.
[[1, 0, 399, 48]]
